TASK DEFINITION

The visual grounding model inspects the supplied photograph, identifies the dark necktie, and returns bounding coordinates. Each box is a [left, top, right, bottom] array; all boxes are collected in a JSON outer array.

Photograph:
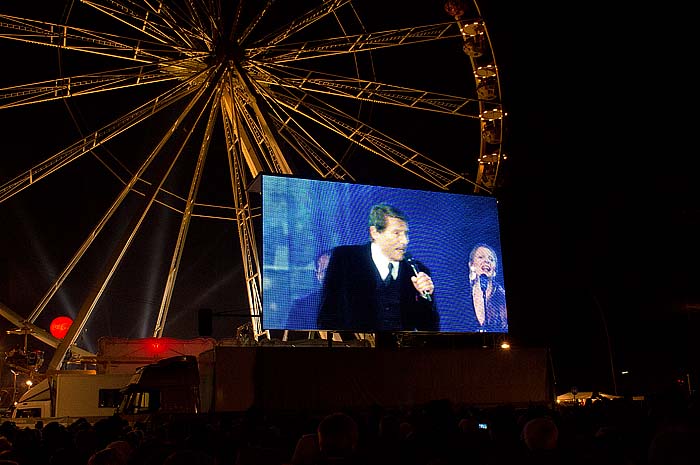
[[385, 263, 394, 285]]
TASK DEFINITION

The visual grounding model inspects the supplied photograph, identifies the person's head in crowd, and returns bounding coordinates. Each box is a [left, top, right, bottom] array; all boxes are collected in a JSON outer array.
[[317, 412, 359, 458], [290, 433, 319, 465], [105, 440, 132, 463], [87, 447, 126, 465], [521, 417, 558, 451], [0, 423, 16, 444], [0, 436, 11, 455]]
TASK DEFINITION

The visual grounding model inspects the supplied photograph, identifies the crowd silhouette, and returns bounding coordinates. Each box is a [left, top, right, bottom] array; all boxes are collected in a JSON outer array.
[[0, 383, 697, 465]]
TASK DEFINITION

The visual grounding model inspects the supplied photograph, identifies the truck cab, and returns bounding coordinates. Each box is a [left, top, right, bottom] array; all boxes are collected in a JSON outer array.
[[12, 378, 51, 419], [117, 355, 200, 419]]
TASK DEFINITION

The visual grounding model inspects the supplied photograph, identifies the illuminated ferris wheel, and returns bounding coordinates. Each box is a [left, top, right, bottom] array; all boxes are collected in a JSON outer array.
[[0, 0, 505, 369]]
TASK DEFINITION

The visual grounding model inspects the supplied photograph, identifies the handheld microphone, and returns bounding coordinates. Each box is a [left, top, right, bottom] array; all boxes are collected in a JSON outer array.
[[404, 252, 432, 302], [479, 274, 489, 298]]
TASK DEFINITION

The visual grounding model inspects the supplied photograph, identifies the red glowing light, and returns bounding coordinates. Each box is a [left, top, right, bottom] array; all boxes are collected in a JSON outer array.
[[145, 338, 167, 355], [49, 316, 73, 339]]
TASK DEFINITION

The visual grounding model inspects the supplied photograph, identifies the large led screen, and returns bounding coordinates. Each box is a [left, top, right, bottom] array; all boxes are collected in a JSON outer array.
[[261, 174, 508, 334]]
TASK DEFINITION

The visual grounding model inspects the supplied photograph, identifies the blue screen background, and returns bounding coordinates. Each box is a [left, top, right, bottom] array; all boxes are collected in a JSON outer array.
[[261, 175, 507, 333]]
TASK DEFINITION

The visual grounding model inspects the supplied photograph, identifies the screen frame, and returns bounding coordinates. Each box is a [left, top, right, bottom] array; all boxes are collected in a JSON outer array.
[[257, 173, 509, 335]]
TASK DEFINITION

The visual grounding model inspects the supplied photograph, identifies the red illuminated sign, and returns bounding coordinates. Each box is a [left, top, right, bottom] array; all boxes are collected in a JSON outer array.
[[49, 316, 73, 339]]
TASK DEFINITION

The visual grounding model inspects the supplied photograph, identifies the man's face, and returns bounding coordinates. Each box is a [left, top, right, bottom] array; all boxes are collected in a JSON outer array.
[[370, 216, 409, 261], [471, 246, 497, 277]]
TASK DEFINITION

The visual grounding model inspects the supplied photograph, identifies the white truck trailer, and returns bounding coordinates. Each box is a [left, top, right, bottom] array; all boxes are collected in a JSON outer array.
[[12, 370, 132, 422]]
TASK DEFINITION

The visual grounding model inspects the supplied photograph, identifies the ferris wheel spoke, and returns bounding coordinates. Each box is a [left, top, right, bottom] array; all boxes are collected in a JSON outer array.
[[257, 91, 355, 181], [223, 67, 294, 175], [237, 0, 275, 45], [272, 89, 481, 191], [230, 91, 289, 174], [229, 0, 245, 40], [153, 89, 223, 338], [221, 112, 264, 336], [249, 21, 461, 62], [82, 0, 213, 51], [272, 117, 355, 181], [164, 0, 223, 47], [252, 64, 480, 117], [250, 0, 351, 49], [0, 71, 211, 204], [155, 0, 218, 46], [0, 59, 198, 109], [0, 14, 188, 62]]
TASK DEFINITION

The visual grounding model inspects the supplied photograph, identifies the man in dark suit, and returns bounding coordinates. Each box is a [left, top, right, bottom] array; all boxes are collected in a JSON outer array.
[[317, 203, 439, 333]]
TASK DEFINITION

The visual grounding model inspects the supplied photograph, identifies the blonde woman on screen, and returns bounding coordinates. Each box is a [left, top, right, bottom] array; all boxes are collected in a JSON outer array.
[[468, 243, 508, 332]]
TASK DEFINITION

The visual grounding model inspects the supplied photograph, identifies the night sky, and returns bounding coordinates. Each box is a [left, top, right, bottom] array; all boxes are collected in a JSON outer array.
[[0, 1, 696, 396]]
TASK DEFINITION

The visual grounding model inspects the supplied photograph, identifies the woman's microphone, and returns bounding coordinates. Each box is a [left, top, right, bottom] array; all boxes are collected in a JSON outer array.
[[479, 274, 489, 298]]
